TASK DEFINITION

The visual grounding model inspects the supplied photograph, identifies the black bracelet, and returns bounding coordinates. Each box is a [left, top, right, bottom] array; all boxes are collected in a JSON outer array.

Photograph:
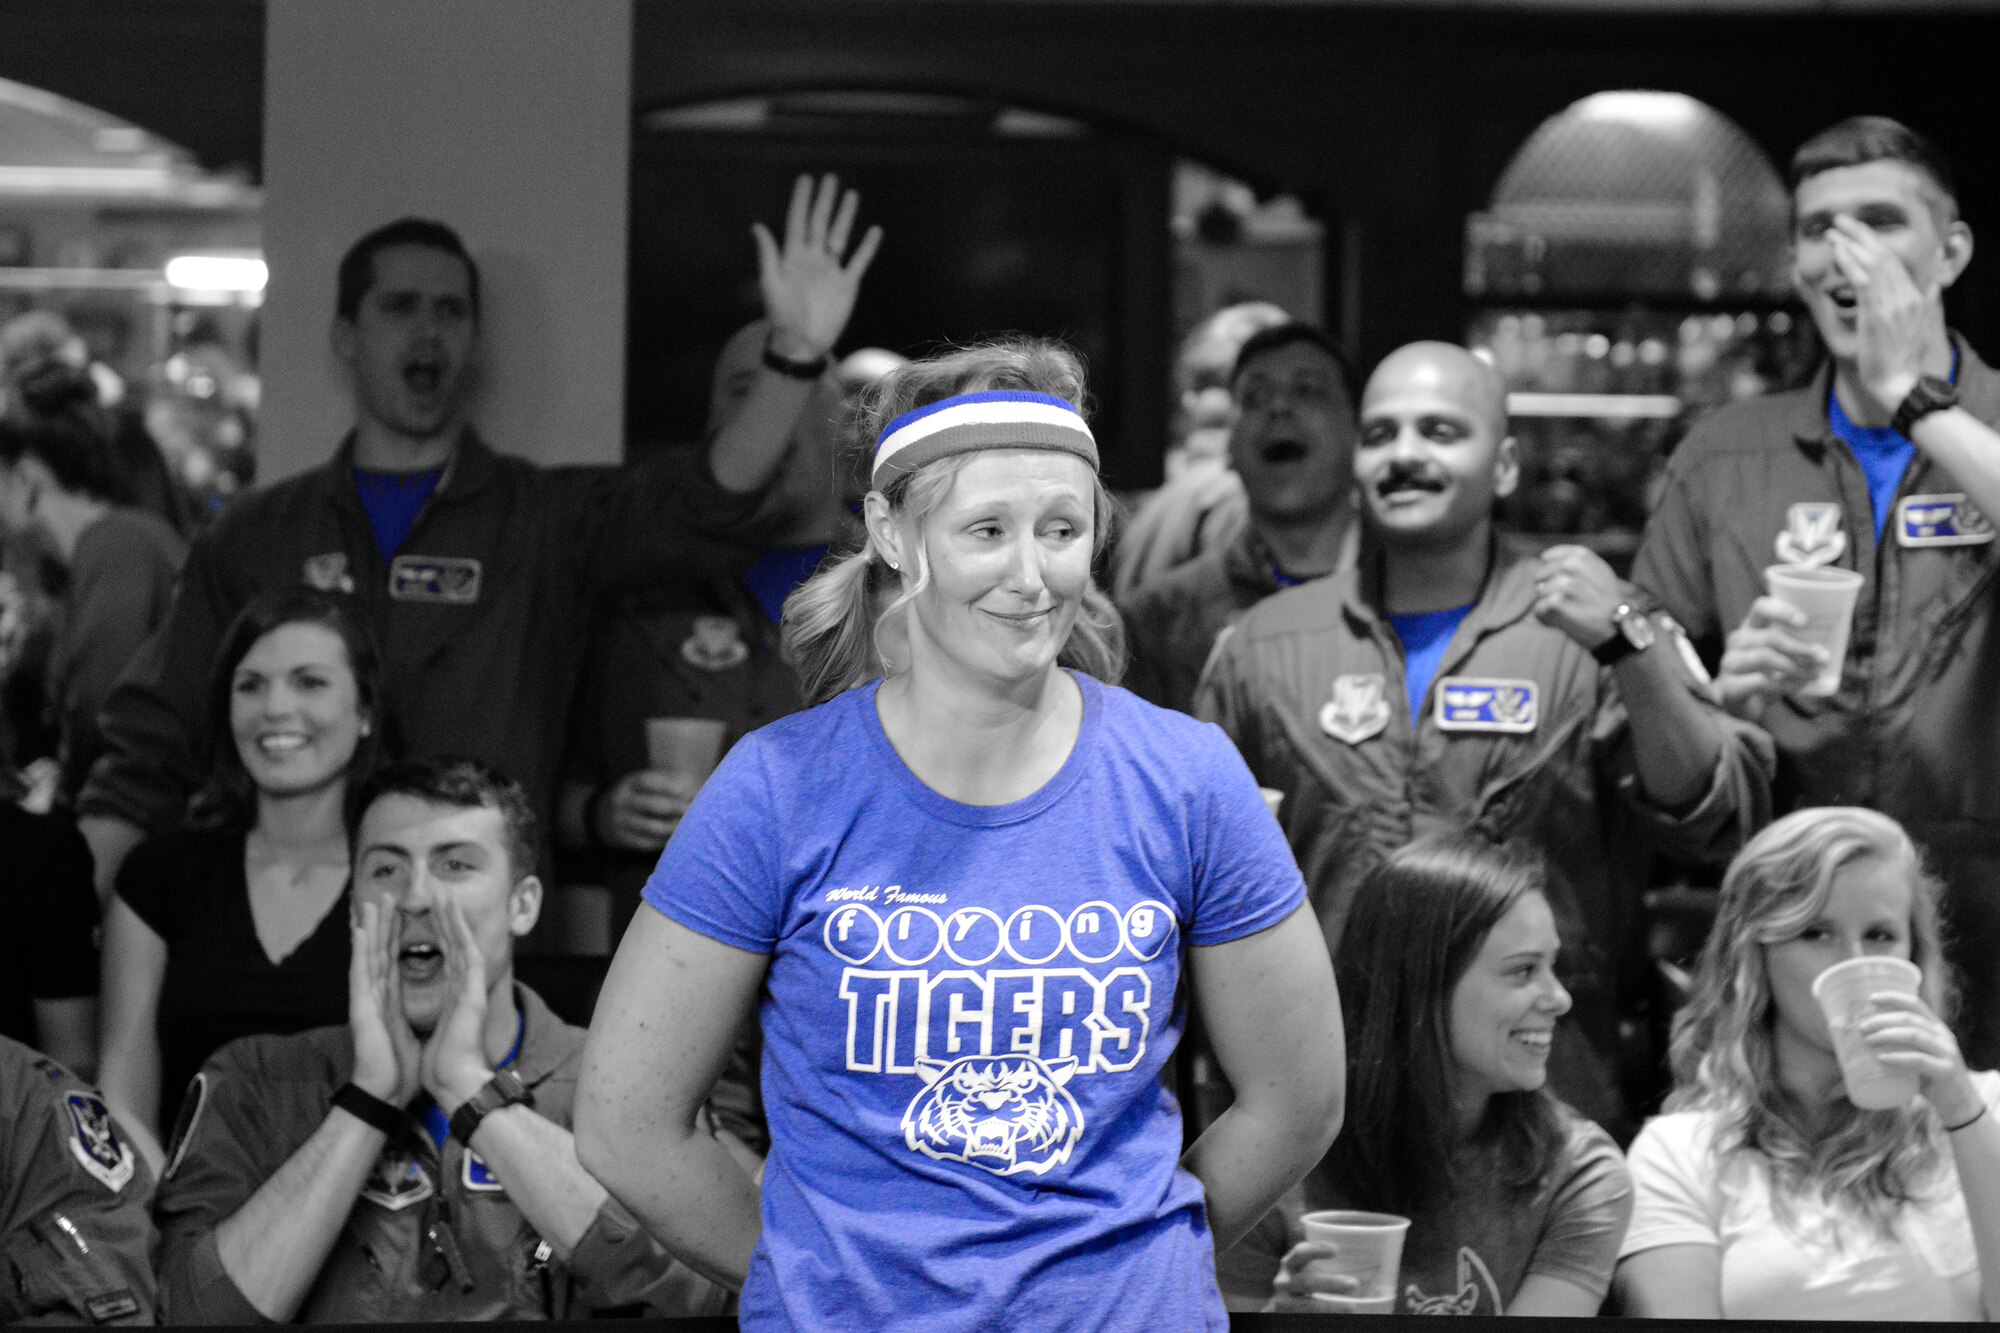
[[331, 1082, 409, 1138], [761, 340, 829, 381], [1946, 1104, 1989, 1134]]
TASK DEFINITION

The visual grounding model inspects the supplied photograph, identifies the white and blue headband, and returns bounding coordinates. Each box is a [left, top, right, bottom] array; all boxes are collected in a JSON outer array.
[[871, 389, 1098, 488]]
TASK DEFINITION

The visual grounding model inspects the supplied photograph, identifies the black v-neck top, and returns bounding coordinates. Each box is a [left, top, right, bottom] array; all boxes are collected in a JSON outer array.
[[117, 825, 350, 1123]]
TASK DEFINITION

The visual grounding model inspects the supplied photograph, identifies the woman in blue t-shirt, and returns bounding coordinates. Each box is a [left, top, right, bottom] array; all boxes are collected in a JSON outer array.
[[578, 337, 1343, 1332], [1225, 834, 1632, 1316]]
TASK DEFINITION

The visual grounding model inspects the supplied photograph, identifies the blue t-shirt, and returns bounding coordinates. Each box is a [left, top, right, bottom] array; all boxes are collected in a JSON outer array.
[[645, 672, 1304, 1332], [1388, 603, 1477, 720], [353, 466, 444, 561]]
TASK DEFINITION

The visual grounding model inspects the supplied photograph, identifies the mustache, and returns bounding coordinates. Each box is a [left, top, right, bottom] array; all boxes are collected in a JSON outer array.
[[1375, 460, 1445, 492]]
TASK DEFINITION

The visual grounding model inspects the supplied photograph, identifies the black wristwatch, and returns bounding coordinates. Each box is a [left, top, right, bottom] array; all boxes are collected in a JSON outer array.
[[1891, 375, 1958, 438], [448, 1068, 534, 1146], [761, 339, 830, 381], [1592, 603, 1657, 667]]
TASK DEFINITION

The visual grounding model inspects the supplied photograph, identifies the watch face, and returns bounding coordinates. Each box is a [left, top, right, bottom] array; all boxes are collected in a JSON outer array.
[[1619, 610, 1657, 650]]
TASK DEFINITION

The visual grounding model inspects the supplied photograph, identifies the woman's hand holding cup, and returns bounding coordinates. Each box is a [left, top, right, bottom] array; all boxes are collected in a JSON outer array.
[[1858, 990, 1983, 1128], [1267, 1241, 1364, 1314]]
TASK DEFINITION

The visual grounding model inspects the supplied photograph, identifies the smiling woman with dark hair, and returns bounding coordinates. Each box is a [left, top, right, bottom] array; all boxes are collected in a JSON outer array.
[[95, 588, 384, 1167], [1222, 833, 1632, 1317]]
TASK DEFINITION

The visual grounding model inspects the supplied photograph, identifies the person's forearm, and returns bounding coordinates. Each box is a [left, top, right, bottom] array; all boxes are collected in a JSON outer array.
[[1183, 1087, 1340, 1253], [460, 1106, 608, 1260], [78, 814, 146, 904], [1942, 1108, 2000, 1320], [213, 1109, 383, 1321], [582, 1115, 761, 1289], [1613, 643, 1725, 811], [95, 1035, 161, 1149], [1910, 409, 2000, 534], [708, 370, 821, 495]]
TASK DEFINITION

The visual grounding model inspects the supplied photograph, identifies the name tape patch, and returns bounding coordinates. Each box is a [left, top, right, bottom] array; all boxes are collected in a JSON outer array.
[[1435, 677, 1538, 734], [1898, 493, 1995, 548], [389, 555, 482, 604]]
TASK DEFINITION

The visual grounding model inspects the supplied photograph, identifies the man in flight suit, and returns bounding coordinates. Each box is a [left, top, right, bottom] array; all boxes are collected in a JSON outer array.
[[1198, 342, 1772, 1128], [154, 757, 736, 1321], [79, 177, 880, 895], [1632, 118, 2000, 1063], [0, 1035, 155, 1325]]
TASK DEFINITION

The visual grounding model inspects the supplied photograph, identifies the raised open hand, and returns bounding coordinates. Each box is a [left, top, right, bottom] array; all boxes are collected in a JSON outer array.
[[751, 173, 884, 363], [1830, 215, 1946, 413]]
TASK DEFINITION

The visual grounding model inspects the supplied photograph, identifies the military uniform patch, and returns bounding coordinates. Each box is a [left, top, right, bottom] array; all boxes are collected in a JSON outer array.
[[1318, 672, 1391, 745], [681, 615, 750, 671], [1774, 502, 1848, 567], [1435, 677, 1538, 734], [1897, 493, 1995, 548], [360, 1149, 434, 1211], [62, 1093, 135, 1193], [462, 1150, 504, 1192], [302, 551, 354, 594], [388, 555, 482, 603]]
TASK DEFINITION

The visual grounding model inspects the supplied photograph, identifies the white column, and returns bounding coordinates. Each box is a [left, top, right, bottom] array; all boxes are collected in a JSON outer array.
[[258, 0, 632, 480]]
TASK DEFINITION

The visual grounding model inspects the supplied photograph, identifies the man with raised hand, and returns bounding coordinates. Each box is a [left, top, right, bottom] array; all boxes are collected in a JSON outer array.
[[154, 757, 732, 1321], [78, 175, 879, 895], [1198, 342, 1770, 1129], [1631, 117, 2000, 1062]]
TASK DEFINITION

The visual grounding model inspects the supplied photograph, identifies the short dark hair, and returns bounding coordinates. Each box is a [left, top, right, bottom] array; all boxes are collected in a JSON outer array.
[[191, 588, 387, 828], [1230, 321, 1360, 406], [1790, 116, 1959, 226], [1318, 833, 1568, 1218], [350, 755, 538, 882], [335, 217, 481, 322], [0, 366, 117, 501]]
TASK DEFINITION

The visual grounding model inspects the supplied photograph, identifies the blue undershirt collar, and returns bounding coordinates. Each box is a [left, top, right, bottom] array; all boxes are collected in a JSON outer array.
[[1388, 602, 1478, 722], [353, 466, 446, 562], [1827, 345, 1959, 543]]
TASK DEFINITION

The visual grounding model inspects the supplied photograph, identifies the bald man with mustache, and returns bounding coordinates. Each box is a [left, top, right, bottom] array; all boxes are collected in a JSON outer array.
[[1197, 341, 1772, 1131]]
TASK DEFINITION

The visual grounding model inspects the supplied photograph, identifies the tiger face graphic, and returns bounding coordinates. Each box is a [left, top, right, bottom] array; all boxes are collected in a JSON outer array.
[[901, 1054, 1085, 1177]]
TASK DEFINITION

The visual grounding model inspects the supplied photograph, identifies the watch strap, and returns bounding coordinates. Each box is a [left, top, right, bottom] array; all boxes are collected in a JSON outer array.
[[448, 1068, 534, 1146], [761, 340, 830, 381], [1891, 375, 1958, 438], [332, 1082, 410, 1139]]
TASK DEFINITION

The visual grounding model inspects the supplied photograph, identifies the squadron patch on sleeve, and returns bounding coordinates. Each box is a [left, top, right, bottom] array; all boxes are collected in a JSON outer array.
[[62, 1093, 136, 1194]]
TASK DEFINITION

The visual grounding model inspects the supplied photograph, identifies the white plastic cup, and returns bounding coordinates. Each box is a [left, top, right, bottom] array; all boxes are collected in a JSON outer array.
[[1811, 956, 1923, 1110], [1299, 1210, 1411, 1306], [644, 717, 727, 785], [1764, 565, 1864, 698], [1260, 787, 1286, 818]]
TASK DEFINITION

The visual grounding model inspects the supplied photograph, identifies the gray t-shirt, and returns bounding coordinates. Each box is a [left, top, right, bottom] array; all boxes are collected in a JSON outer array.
[[1221, 1109, 1633, 1314]]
